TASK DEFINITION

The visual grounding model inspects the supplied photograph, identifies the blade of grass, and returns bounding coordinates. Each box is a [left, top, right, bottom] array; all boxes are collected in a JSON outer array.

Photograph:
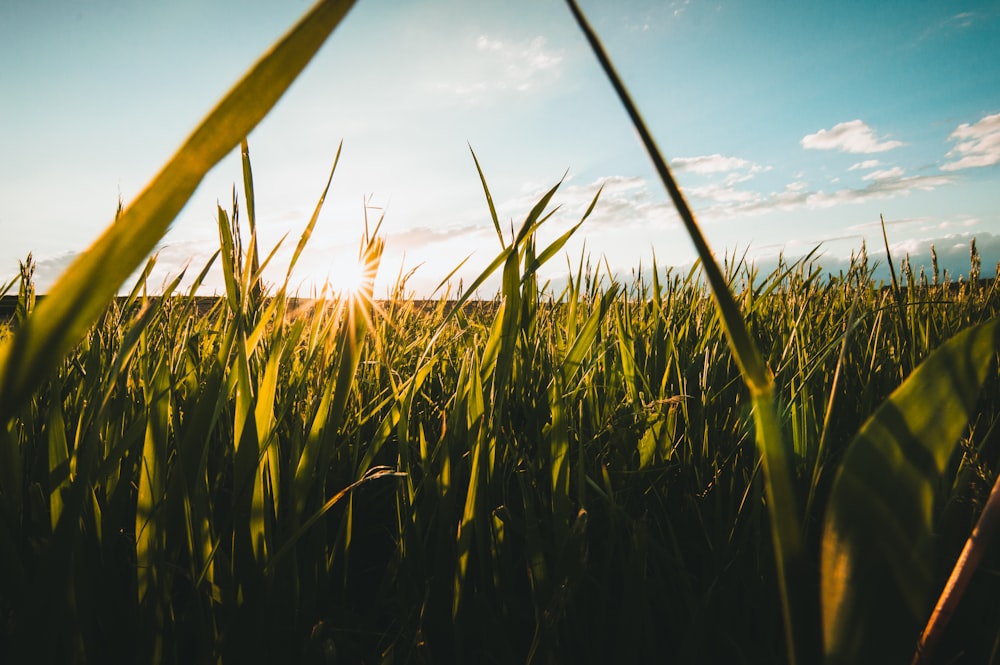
[[0, 0, 358, 423], [284, 141, 343, 287], [469, 145, 505, 248], [822, 317, 1000, 664], [563, 2, 806, 661]]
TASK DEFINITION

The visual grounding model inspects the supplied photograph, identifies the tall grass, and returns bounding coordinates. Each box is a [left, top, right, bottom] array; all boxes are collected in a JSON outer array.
[[1, 1, 999, 662], [2, 166, 998, 661]]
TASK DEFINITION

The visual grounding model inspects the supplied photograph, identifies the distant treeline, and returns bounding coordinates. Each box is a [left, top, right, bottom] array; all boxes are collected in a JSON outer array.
[[0, 295, 214, 321], [3, 278, 996, 322], [0, 295, 496, 322]]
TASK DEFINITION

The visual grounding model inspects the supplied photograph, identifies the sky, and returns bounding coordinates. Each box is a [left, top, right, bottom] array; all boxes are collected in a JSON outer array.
[[1, 0, 999, 297]]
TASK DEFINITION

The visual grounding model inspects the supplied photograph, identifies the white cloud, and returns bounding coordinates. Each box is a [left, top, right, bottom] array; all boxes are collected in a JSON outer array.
[[862, 166, 905, 181], [29, 250, 79, 292], [883, 232, 1000, 280], [848, 159, 881, 171], [493, 175, 682, 250], [807, 174, 951, 207], [525, 175, 677, 229], [696, 171, 953, 220], [672, 154, 760, 174], [672, 153, 769, 192], [941, 112, 1000, 171], [801, 120, 905, 153]]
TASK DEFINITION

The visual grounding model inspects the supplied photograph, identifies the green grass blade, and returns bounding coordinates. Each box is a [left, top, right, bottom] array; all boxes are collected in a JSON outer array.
[[241, 139, 262, 289], [265, 467, 405, 573], [524, 185, 601, 283], [515, 179, 564, 248], [469, 145, 505, 248], [218, 205, 242, 314], [250, 336, 286, 563], [561, 285, 618, 385], [821, 317, 1000, 664], [46, 377, 71, 533], [563, 2, 805, 660], [0, 0, 358, 423], [284, 141, 343, 286], [454, 350, 486, 618], [136, 357, 171, 606]]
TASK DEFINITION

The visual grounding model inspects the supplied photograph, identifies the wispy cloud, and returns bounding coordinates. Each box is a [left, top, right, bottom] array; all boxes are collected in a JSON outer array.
[[507, 168, 952, 232], [687, 183, 761, 205], [918, 10, 980, 42], [500, 175, 678, 234], [438, 34, 564, 102], [475, 35, 563, 87], [949, 11, 977, 28], [848, 159, 881, 171], [623, 1, 691, 32], [695, 171, 953, 219], [941, 112, 1000, 171], [672, 154, 762, 175], [798, 173, 952, 208], [672, 153, 770, 196], [801, 120, 905, 153], [386, 223, 490, 250], [31, 251, 79, 292], [861, 166, 905, 181]]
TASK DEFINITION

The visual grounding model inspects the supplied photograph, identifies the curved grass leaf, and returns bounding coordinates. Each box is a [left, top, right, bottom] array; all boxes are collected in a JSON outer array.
[[562, 2, 806, 660], [0, 0, 357, 423], [821, 317, 1000, 664]]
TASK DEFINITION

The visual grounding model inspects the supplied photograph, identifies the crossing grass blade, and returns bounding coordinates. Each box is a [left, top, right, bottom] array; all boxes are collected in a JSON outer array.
[[0, 0, 358, 424], [563, 2, 807, 660], [821, 317, 1000, 664]]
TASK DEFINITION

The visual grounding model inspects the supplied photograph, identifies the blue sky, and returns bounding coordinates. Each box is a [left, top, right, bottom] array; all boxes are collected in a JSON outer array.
[[1, 0, 998, 296]]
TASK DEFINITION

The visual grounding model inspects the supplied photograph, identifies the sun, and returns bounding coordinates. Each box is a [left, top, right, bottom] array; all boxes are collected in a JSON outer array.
[[329, 257, 369, 298]]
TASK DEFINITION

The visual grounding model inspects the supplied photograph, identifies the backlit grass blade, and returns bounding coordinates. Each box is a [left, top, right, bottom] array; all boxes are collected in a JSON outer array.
[[241, 139, 262, 295], [454, 349, 486, 618], [283, 141, 343, 286], [250, 335, 287, 563], [265, 467, 406, 573], [524, 185, 602, 283], [136, 357, 171, 606], [0, 0, 358, 423], [469, 145, 505, 248], [562, 0, 771, 394], [547, 374, 570, 524], [821, 317, 1000, 664], [218, 205, 242, 315], [563, 2, 806, 661], [46, 376, 70, 533], [561, 285, 618, 385]]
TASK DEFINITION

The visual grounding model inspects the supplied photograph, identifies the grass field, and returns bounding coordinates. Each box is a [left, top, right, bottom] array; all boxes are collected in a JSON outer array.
[[2, 201, 999, 663], [1, 1, 999, 662]]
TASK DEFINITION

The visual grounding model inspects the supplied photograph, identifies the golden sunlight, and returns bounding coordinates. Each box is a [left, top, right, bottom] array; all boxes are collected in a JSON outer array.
[[327, 256, 368, 297]]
